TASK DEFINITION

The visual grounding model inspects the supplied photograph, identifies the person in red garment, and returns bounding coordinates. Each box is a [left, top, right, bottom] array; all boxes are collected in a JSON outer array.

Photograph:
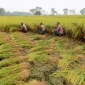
[[81, 29, 85, 42], [52, 22, 64, 36]]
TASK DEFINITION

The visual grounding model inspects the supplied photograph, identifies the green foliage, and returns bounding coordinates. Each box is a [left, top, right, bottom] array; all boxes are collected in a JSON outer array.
[[0, 44, 12, 59], [28, 52, 48, 63], [52, 69, 85, 85], [35, 11, 41, 15], [45, 25, 53, 33], [10, 27, 18, 32], [4, 24, 11, 32], [0, 73, 18, 85], [0, 64, 19, 78], [10, 32, 33, 48], [0, 58, 18, 68], [0, 8, 5, 15]]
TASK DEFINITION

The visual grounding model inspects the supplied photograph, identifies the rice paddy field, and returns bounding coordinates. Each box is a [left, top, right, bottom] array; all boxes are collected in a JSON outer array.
[[0, 15, 85, 39], [0, 15, 85, 85]]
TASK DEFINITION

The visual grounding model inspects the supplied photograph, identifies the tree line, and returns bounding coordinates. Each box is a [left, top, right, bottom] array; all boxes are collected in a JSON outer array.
[[0, 7, 85, 16]]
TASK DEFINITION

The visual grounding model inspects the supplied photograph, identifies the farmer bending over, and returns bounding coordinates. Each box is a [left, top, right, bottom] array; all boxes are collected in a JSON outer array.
[[19, 22, 27, 33], [52, 22, 63, 36], [37, 23, 45, 35]]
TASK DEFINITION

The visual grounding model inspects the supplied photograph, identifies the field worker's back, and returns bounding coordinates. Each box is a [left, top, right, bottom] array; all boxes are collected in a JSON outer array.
[[21, 24, 27, 31], [57, 25, 63, 34], [40, 25, 45, 31]]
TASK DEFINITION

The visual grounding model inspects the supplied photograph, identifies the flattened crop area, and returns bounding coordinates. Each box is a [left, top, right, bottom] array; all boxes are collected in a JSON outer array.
[[0, 32, 85, 85]]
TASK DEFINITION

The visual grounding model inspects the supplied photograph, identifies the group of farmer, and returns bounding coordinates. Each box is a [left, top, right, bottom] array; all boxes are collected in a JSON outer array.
[[19, 22, 85, 42], [19, 22, 64, 36]]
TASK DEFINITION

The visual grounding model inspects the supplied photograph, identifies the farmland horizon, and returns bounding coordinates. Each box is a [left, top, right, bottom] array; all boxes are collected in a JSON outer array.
[[0, 0, 85, 14]]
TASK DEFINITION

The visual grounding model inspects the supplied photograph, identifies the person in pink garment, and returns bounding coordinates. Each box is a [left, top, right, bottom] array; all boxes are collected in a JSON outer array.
[[52, 22, 64, 36]]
